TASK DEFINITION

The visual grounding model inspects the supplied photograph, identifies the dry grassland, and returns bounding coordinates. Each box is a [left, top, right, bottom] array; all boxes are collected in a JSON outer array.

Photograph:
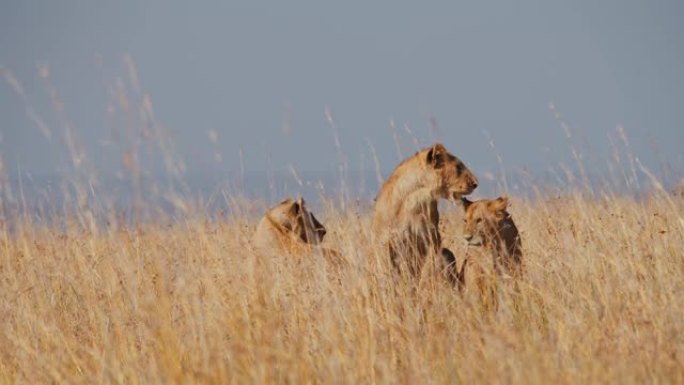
[[1, 192, 683, 384]]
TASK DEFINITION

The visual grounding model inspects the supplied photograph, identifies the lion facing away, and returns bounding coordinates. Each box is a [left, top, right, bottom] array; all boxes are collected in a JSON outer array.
[[461, 196, 522, 278], [254, 198, 328, 255], [373, 143, 478, 283]]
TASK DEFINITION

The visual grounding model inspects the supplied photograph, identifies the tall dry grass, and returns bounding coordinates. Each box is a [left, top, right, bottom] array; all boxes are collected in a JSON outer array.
[[2, 60, 684, 384], [1, 191, 683, 384]]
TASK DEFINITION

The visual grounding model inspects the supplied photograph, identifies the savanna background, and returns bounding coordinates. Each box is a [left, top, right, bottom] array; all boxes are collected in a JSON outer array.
[[1, 1, 683, 384]]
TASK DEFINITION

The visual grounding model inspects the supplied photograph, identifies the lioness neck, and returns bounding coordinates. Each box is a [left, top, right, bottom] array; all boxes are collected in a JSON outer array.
[[383, 162, 439, 206]]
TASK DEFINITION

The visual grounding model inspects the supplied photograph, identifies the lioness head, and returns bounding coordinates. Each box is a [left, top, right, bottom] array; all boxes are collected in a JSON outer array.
[[425, 143, 478, 201], [268, 198, 327, 244], [461, 196, 509, 246]]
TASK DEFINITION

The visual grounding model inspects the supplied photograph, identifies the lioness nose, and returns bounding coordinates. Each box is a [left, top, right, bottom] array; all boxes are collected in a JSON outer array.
[[464, 234, 473, 241]]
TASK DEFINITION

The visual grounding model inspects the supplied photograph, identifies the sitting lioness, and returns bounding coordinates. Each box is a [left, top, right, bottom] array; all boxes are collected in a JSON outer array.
[[254, 198, 328, 255], [373, 143, 478, 284], [461, 196, 522, 278]]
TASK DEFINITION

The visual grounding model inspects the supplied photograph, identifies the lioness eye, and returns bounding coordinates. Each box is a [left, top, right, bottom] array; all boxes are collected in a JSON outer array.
[[456, 163, 464, 176], [476, 218, 483, 224]]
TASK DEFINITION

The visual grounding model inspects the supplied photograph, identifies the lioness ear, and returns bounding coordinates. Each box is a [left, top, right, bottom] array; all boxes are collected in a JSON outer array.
[[460, 197, 473, 210], [426, 143, 447, 168], [290, 199, 301, 215], [491, 195, 508, 212]]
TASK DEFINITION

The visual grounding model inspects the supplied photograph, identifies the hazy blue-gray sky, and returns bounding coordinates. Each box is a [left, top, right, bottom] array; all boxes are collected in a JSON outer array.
[[1, 0, 683, 194]]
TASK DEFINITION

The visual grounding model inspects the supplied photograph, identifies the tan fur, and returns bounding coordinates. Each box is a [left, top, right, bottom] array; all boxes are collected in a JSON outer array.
[[373, 143, 478, 280], [461, 196, 523, 278], [253, 198, 343, 268], [254, 198, 328, 255], [457, 196, 523, 311]]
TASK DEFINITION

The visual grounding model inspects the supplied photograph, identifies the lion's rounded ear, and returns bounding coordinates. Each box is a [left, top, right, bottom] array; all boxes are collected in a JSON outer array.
[[492, 195, 508, 211], [461, 197, 473, 210], [426, 143, 447, 168]]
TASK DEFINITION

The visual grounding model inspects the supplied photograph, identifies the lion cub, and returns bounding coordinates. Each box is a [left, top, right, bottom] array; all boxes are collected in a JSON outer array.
[[461, 196, 522, 278]]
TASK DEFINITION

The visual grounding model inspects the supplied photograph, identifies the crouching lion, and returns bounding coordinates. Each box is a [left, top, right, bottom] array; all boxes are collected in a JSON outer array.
[[254, 198, 339, 260], [373, 143, 478, 285]]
